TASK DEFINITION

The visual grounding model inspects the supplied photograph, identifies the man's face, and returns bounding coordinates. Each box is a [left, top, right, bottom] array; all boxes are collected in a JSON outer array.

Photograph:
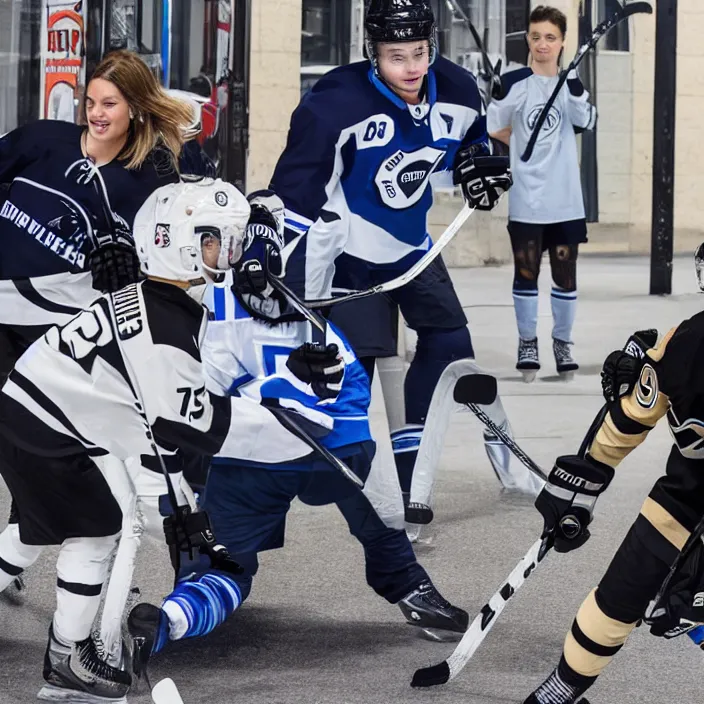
[[376, 41, 430, 102], [527, 21, 564, 67]]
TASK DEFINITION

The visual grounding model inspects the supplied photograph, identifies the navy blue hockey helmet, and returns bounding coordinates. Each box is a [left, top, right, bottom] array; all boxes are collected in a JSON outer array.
[[364, 0, 438, 71]]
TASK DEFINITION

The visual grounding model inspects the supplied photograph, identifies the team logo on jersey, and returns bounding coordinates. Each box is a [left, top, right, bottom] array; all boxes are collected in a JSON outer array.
[[154, 223, 171, 248], [215, 191, 229, 207], [526, 104, 562, 139], [374, 146, 445, 210], [668, 409, 704, 460], [635, 363, 658, 409]]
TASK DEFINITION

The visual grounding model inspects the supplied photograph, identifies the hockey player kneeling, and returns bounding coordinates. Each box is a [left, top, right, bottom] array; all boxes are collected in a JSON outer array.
[[127, 191, 469, 664], [0, 178, 252, 702], [523, 321, 704, 704]]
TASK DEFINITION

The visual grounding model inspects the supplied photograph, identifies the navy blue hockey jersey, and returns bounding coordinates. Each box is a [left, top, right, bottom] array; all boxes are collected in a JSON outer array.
[[0, 120, 181, 326], [270, 58, 487, 299]]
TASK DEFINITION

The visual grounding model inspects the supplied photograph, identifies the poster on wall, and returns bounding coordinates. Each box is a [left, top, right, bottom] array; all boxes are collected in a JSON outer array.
[[40, 0, 86, 122]]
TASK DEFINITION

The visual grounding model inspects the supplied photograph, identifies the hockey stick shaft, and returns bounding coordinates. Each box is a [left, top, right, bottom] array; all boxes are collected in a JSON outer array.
[[411, 403, 608, 687], [465, 402, 548, 482], [306, 203, 474, 309], [267, 406, 364, 488], [521, 1, 652, 162]]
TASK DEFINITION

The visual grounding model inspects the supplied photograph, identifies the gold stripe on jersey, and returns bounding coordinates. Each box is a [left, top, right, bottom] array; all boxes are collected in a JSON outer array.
[[589, 329, 675, 467], [563, 589, 637, 678], [640, 496, 690, 550]]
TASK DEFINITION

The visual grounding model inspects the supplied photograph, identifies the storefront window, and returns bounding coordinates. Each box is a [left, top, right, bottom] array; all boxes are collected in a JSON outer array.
[[506, 0, 530, 67], [302, 0, 350, 67], [0, 0, 42, 134]]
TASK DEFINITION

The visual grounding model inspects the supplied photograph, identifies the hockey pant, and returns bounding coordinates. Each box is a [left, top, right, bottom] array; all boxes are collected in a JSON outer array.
[[0, 434, 121, 644], [557, 446, 704, 691], [188, 441, 429, 606]]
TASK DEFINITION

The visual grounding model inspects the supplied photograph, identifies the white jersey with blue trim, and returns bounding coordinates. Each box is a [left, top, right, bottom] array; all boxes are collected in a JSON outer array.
[[202, 283, 372, 466], [270, 57, 487, 300], [487, 68, 596, 224]]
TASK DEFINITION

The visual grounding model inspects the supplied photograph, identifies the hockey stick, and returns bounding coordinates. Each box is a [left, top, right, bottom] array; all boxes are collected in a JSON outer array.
[[405, 370, 499, 525], [266, 404, 365, 489], [410, 403, 608, 687], [305, 202, 474, 309], [521, 0, 652, 162], [454, 378, 548, 483]]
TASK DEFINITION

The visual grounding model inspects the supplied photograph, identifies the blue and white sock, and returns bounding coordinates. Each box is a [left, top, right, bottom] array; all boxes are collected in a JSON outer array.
[[391, 425, 424, 498], [550, 287, 577, 343], [160, 573, 242, 649], [512, 288, 539, 340]]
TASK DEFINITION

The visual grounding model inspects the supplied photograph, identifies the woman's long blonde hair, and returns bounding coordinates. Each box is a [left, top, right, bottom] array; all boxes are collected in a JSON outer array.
[[86, 50, 195, 171]]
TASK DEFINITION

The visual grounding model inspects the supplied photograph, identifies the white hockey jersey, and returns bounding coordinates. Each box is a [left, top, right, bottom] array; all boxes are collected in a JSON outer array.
[[0, 280, 234, 475], [202, 283, 372, 468], [487, 68, 597, 224]]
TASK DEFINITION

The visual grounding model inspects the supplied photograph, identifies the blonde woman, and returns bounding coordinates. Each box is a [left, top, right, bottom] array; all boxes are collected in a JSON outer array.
[[0, 50, 199, 605]]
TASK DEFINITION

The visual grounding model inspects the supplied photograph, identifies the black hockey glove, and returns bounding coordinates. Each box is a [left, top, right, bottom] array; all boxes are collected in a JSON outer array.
[[89, 224, 141, 294], [286, 342, 345, 400], [600, 329, 659, 404], [534, 454, 615, 553], [232, 202, 284, 297], [452, 148, 512, 211], [645, 536, 704, 640], [163, 506, 243, 576]]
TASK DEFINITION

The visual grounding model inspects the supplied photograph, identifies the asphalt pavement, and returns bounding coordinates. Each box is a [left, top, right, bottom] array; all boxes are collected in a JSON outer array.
[[1, 254, 702, 704]]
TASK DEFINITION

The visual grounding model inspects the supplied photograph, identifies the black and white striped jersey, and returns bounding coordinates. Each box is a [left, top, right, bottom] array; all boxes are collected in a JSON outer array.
[[0, 279, 232, 474]]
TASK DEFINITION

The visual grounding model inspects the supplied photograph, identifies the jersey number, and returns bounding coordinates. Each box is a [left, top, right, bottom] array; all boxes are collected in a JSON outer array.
[[177, 386, 206, 421], [59, 305, 113, 361], [363, 121, 387, 142]]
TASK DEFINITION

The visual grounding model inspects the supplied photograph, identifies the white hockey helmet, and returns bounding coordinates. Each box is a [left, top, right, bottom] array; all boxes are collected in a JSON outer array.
[[133, 178, 250, 300]]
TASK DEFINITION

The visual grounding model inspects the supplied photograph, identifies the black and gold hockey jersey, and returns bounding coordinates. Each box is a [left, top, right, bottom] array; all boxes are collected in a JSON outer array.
[[560, 312, 704, 683]]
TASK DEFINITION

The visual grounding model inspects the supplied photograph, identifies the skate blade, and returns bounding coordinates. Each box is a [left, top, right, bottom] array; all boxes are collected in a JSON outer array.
[[405, 524, 422, 543], [520, 370, 537, 383], [558, 370, 576, 381], [416, 627, 463, 643], [37, 684, 127, 704]]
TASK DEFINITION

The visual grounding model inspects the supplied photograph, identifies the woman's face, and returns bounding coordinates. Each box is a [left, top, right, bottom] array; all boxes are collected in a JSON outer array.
[[85, 78, 131, 143], [376, 40, 430, 102], [527, 21, 565, 67]]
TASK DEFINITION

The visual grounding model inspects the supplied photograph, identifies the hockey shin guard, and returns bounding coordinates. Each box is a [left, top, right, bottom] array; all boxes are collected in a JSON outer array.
[[54, 534, 118, 644], [0, 522, 43, 590], [551, 287, 577, 343], [160, 572, 243, 651], [512, 287, 539, 341]]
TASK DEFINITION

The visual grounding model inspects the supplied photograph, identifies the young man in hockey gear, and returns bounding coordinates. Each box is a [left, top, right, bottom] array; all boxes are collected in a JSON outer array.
[[522, 319, 704, 703], [487, 6, 596, 382], [270, 0, 514, 512], [127, 191, 469, 664], [0, 178, 250, 701]]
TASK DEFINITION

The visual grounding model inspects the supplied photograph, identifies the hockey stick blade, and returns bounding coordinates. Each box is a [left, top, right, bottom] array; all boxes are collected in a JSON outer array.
[[452, 374, 498, 407], [411, 537, 548, 687], [621, 1, 652, 17], [152, 677, 185, 704], [405, 502, 434, 525]]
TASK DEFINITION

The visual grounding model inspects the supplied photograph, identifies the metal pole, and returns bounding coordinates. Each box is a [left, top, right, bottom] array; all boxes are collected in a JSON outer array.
[[650, 0, 677, 296], [579, 0, 599, 223]]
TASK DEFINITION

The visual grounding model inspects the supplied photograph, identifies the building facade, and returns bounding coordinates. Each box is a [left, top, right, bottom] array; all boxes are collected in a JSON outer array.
[[2, 1, 701, 259]]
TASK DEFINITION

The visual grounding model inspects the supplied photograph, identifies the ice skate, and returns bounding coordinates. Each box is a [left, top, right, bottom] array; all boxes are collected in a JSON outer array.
[[553, 338, 579, 379], [517, 338, 540, 383], [523, 698, 591, 704], [0, 575, 26, 606], [398, 580, 468, 642], [37, 625, 131, 703], [127, 602, 169, 681], [522, 664, 591, 704]]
